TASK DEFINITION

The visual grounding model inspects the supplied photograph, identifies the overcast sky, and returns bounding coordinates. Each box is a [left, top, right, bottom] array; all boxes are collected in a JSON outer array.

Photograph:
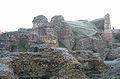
[[0, 0, 120, 32]]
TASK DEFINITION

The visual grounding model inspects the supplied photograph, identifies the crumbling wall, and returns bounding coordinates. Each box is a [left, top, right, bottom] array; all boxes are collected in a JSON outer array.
[[0, 14, 112, 53], [29, 15, 58, 52], [9, 48, 88, 79], [103, 13, 112, 47], [91, 13, 112, 48]]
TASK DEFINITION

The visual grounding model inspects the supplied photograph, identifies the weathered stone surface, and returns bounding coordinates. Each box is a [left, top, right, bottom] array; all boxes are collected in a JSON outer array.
[[50, 15, 75, 50], [104, 58, 120, 79], [71, 50, 106, 79], [0, 48, 108, 79], [112, 29, 120, 43], [105, 47, 120, 60], [0, 14, 112, 54], [91, 18, 105, 32], [0, 63, 14, 79], [0, 55, 16, 79], [0, 14, 113, 79], [112, 43, 120, 50], [50, 15, 65, 28], [91, 13, 112, 48], [8, 48, 88, 79], [49, 14, 111, 56], [0, 31, 30, 52], [32, 15, 48, 23], [30, 15, 58, 51]]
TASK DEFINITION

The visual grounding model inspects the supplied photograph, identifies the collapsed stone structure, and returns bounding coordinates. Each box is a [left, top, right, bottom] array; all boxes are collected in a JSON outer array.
[[0, 13, 114, 79], [0, 48, 107, 79], [0, 14, 112, 53], [29, 15, 58, 52], [91, 13, 112, 47]]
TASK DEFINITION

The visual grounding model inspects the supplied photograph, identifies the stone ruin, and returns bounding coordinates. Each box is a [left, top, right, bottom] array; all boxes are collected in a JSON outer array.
[[0, 13, 115, 79], [29, 15, 58, 52], [0, 14, 112, 53]]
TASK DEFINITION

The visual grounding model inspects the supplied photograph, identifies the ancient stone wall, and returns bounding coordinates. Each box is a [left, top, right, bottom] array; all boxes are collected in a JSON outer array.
[[0, 14, 112, 53], [30, 15, 58, 51], [7, 48, 88, 79], [0, 47, 107, 79]]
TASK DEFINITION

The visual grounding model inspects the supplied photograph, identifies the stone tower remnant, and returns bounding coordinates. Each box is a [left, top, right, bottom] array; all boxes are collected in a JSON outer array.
[[29, 15, 58, 52], [103, 13, 112, 47], [91, 13, 112, 48]]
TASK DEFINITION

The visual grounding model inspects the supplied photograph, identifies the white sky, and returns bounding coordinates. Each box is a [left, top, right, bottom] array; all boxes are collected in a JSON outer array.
[[0, 0, 120, 32]]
